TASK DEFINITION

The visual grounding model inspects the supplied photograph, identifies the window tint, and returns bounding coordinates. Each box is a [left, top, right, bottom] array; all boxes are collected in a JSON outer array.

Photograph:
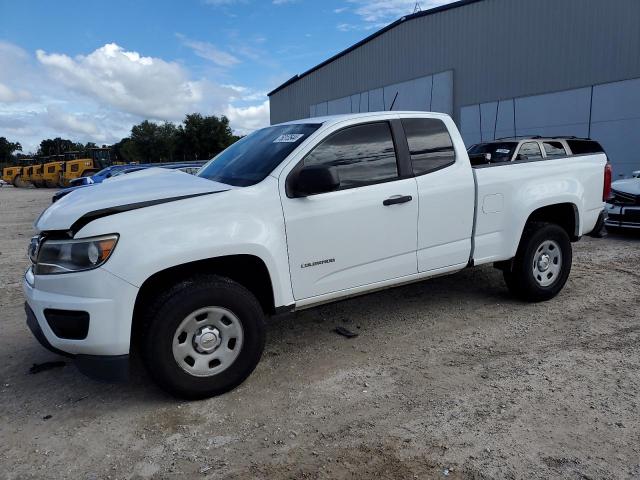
[[543, 142, 567, 158], [303, 122, 398, 190], [198, 123, 321, 187], [518, 142, 543, 160], [468, 142, 517, 164], [567, 140, 604, 155], [402, 118, 456, 175]]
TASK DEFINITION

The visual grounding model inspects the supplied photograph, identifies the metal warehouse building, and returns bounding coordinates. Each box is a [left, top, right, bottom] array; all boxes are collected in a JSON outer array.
[[268, 0, 640, 177]]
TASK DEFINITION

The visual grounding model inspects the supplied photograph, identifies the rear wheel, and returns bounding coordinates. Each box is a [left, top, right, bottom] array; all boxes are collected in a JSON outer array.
[[141, 275, 266, 399], [504, 222, 572, 302]]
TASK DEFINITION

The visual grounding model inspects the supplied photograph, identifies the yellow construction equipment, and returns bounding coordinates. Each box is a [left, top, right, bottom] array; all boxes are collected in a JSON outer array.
[[22, 164, 34, 186], [2, 165, 23, 186], [61, 148, 111, 186], [42, 155, 66, 188], [30, 163, 46, 188], [4, 158, 36, 187]]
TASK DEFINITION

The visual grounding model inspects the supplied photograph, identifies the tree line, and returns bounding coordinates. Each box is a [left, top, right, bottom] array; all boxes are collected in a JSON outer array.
[[0, 113, 241, 167]]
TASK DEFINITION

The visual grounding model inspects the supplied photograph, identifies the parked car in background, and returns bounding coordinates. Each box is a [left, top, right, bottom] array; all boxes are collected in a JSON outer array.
[[68, 164, 138, 187], [24, 112, 609, 399], [605, 176, 640, 230], [52, 162, 205, 202], [467, 137, 604, 166]]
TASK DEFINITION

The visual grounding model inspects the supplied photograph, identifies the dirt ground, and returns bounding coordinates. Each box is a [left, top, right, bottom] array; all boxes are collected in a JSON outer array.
[[0, 187, 639, 480]]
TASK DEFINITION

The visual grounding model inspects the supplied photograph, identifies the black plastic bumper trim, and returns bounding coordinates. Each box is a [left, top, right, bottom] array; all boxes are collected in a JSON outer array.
[[25, 302, 129, 382], [76, 354, 129, 382], [587, 210, 607, 238], [25, 303, 73, 358]]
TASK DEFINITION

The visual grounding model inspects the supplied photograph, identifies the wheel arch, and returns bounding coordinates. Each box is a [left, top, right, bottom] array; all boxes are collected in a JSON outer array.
[[524, 202, 580, 241], [131, 254, 276, 347]]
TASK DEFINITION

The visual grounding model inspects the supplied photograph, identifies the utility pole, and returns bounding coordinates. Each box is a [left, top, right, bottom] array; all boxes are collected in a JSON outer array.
[[413, 2, 421, 13]]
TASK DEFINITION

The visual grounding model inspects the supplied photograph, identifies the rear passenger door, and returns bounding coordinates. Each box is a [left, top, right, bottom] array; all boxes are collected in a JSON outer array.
[[401, 117, 475, 272], [281, 120, 419, 300]]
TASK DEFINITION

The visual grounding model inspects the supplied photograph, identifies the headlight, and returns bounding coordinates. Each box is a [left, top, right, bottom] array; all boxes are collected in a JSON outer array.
[[33, 234, 119, 275]]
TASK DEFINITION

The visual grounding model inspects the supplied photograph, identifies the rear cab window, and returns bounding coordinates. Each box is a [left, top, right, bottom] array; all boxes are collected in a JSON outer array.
[[401, 118, 456, 175]]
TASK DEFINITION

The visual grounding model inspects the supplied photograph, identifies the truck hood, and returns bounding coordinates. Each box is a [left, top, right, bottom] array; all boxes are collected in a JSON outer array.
[[612, 178, 640, 196], [36, 168, 232, 232]]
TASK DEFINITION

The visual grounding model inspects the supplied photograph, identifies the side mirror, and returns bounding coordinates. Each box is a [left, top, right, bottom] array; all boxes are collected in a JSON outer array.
[[292, 165, 340, 196]]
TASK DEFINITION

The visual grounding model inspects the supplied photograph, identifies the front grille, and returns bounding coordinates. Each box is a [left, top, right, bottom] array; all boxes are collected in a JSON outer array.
[[610, 189, 640, 205], [624, 209, 640, 223]]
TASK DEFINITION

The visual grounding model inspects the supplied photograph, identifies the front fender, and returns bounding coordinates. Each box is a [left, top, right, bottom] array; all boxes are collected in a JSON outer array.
[[76, 177, 294, 308]]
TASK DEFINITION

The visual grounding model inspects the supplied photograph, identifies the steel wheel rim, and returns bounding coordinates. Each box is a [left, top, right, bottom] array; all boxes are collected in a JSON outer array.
[[172, 306, 244, 377], [532, 239, 562, 287]]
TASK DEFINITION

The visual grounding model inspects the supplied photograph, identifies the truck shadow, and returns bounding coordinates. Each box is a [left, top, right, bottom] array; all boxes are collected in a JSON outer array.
[[8, 264, 515, 409]]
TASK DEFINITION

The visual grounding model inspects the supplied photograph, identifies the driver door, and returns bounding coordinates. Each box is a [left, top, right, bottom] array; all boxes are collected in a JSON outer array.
[[280, 120, 419, 300]]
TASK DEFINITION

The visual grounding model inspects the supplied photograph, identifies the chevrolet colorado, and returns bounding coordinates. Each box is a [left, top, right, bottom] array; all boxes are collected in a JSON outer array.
[[23, 112, 610, 399]]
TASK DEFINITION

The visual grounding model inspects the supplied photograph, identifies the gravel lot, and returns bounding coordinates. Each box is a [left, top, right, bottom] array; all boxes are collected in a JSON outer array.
[[1, 187, 639, 479]]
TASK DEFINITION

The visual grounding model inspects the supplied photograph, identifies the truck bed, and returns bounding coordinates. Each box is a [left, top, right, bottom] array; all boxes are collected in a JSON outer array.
[[471, 153, 607, 265]]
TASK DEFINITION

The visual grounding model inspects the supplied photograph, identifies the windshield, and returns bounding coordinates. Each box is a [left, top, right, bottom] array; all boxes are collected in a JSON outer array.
[[94, 167, 112, 177], [468, 142, 517, 162], [198, 123, 322, 186]]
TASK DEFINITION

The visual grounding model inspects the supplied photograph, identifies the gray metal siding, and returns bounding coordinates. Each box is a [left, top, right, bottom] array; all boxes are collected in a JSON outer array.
[[270, 0, 640, 125]]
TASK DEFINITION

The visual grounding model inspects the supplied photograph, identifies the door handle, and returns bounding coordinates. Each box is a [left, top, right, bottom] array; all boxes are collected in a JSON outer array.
[[383, 195, 413, 206]]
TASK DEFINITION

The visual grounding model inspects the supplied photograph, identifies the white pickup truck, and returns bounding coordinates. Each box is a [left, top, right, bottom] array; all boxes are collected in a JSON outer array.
[[23, 112, 610, 398]]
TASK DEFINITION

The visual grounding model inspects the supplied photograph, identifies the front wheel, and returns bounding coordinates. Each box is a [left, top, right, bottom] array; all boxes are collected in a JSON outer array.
[[504, 222, 572, 302], [141, 275, 266, 399]]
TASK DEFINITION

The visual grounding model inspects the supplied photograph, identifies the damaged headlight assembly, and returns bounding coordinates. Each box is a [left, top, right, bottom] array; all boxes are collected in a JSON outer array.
[[31, 234, 119, 274]]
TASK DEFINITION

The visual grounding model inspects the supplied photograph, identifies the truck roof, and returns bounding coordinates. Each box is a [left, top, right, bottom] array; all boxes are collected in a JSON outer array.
[[480, 136, 593, 143], [275, 111, 451, 128]]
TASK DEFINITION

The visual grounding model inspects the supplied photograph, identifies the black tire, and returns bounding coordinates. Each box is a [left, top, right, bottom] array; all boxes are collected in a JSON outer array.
[[503, 222, 572, 302], [141, 275, 266, 399]]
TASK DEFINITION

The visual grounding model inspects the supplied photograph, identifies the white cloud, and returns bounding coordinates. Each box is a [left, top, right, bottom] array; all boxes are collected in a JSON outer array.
[[345, 0, 455, 23], [36, 43, 215, 120], [225, 100, 270, 135], [0, 82, 31, 102], [176, 33, 240, 67], [0, 41, 271, 152], [43, 106, 102, 138]]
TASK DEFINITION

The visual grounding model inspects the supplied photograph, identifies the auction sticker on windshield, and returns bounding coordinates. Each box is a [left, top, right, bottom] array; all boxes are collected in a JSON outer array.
[[273, 134, 305, 143]]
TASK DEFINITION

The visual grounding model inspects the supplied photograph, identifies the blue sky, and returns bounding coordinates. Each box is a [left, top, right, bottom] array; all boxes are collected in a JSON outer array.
[[0, 0, 452, 152]]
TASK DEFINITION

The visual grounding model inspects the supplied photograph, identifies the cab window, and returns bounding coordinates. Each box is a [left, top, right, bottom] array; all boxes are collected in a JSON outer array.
[[517, 142, 543, 160], [543, 142, 567, 158], [401, 118, 456, 175], [303, 122, 399, 190]]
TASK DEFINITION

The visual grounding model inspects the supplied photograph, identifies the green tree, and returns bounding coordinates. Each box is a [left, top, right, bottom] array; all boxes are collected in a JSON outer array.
[[0, 137, 22, 162], [176, 114, 235, 161], [38, 137, 75, 156]]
